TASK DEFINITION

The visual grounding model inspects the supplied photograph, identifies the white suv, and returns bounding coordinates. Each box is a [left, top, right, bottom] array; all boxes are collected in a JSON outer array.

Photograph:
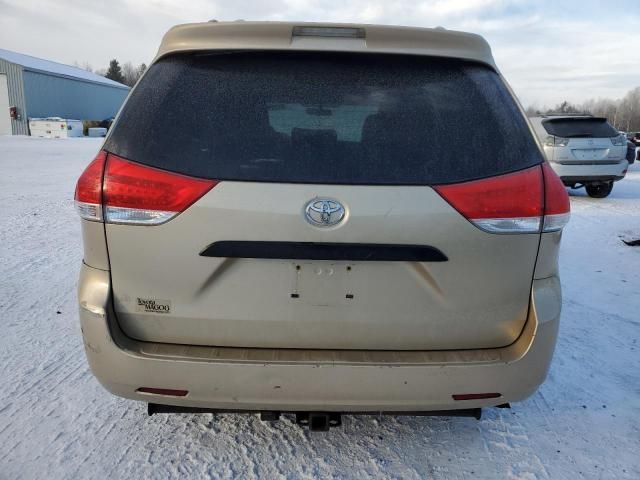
[[530, 115, 628, 198]]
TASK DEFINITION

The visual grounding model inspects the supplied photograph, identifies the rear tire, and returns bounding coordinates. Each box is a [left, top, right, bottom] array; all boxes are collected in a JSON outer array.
[[585, 182, 613, 198]]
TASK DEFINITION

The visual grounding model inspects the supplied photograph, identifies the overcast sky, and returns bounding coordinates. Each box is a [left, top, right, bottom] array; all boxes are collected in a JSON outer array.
[[1, 0, 638, 107]]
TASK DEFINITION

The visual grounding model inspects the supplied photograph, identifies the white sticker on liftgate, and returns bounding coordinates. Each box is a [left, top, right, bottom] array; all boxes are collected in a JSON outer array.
[[136, 298, 171, 314]]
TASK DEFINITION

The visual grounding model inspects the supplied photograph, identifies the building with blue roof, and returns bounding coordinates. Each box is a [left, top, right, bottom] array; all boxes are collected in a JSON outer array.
[[0, 48, 130, 135]]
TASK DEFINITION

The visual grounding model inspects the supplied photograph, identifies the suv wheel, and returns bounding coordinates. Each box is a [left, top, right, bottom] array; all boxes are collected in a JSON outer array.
[[585, 182, 613, 198]]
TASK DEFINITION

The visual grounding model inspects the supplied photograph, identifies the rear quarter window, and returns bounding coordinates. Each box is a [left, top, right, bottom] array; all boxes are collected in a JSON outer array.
[[104, 52, 543, 185]]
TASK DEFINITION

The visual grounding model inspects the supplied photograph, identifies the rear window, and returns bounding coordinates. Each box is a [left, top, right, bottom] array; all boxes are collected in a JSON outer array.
[[541, 118, 619, 138], [105, 52, 543, 185]]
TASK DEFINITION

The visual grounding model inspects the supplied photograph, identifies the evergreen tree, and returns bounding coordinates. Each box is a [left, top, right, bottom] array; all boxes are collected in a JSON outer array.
[[105, 59, 125, 84]]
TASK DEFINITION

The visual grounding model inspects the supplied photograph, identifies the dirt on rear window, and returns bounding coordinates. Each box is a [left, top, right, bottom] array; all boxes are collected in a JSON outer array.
[[105, 52, 543, 185]]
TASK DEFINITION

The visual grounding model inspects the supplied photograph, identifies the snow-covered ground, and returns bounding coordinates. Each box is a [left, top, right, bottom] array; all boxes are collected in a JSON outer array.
[[0, 136, 638, 479]]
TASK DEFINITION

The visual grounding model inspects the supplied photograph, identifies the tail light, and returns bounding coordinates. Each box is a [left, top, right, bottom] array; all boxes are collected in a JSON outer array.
[[103, 155, 217, 224], [544, 135, 570, 147], [74, 151, 217, 225], [434, 166, 543, 234], [610, 135, 625, 146], [541, 162, 570, 232], [434, 164, 570, 234], [74, 151, 106, 222], [292, 26, 366, 38]]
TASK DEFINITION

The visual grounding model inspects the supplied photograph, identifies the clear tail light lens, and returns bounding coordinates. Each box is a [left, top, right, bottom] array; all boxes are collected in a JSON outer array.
[[74, 151, 217, 225]]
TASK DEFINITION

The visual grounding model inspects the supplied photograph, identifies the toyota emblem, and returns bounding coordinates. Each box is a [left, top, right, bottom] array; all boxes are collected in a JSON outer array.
[[304, 198, 346, 227]]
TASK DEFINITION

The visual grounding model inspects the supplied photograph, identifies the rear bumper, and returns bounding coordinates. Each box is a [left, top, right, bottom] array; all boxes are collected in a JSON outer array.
[[550, 160, 628, 183], [79, 263, 561, 412]]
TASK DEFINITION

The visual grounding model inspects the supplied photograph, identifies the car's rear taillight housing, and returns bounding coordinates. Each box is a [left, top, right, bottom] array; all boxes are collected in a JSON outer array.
[[541, 162, 570, 232], [74, 151, 107, 222], [434, 166, 543, 234], [544, 135, 570, 147], [102, 155, 217, 224], [434, 164, 570, 234], [74, 151, 217, 225], [610, 134, 626, 146]]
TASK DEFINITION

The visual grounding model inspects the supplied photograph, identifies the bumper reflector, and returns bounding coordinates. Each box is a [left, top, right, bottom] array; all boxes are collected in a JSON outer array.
[[136, 387, 188, 397], [452, 393, 501, 401]]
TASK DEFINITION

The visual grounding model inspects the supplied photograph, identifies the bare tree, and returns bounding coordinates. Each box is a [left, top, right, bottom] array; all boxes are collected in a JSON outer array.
[[73, 60, 93, 72], [620, 87, 639, 132], [526, 86, 640, 131], [581, 89, 640, 131], [548, 101, 582, 114], [524, 105, 542, 117], [121, 61, 147, 87], [121, 62, 136, 87]]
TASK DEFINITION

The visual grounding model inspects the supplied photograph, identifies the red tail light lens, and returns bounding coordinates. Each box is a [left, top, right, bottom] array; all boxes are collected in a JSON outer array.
[[74, 151, 107, 221], [541, 162, 570, 232], [434, 166, 544, 233], [103, 154, 217, 225], [434, 164, 570, 234], [74, 151, 217, 225]]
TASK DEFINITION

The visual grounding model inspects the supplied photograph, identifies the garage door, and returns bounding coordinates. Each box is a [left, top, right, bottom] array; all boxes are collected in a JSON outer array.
[[0, 74, 11, 135]]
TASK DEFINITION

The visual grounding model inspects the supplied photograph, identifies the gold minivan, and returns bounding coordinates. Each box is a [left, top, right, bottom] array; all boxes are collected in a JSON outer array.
[[75, 21, 570, 430]]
